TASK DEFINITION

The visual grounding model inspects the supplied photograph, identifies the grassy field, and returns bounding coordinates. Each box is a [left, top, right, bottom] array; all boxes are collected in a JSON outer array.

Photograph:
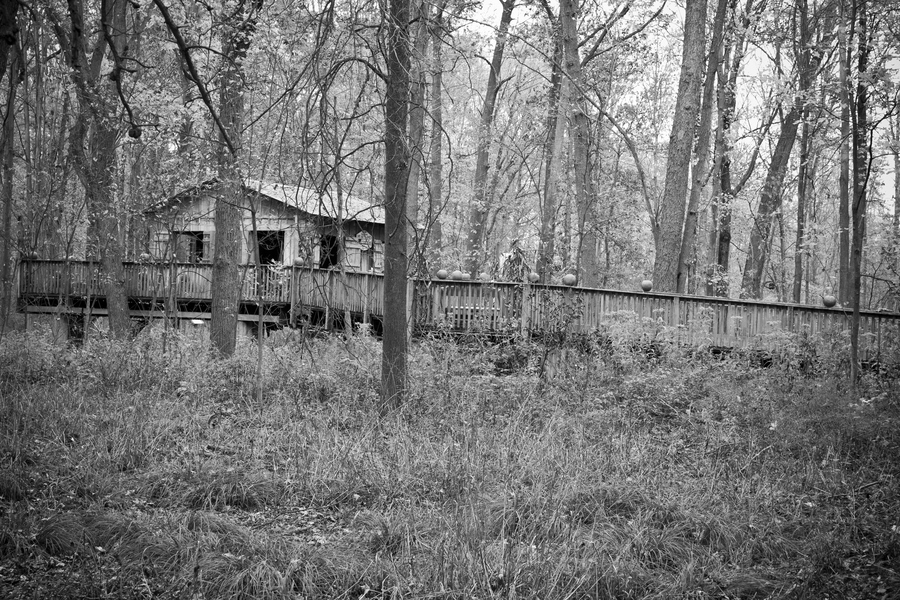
[[0, 326, 898, 599]]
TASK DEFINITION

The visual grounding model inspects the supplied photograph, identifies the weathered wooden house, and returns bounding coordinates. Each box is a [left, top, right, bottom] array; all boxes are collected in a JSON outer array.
[[145, 178, 385, 272]]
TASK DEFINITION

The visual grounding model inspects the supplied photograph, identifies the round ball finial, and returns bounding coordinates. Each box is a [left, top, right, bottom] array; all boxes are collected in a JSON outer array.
[[450, 270, 464, 280], [823, 295, 837, 308], [562, 274, 577, 287], [293, 256, 307, 266], [479, 272, 491, 282], [462, 272, 472, 281], [527, 272, 540, 284], [641, 279, 653, 292], [436, 269, 449, 280]]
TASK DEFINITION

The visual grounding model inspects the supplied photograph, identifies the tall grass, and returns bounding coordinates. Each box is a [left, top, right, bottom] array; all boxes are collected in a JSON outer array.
[[0, 326, 897, 599]]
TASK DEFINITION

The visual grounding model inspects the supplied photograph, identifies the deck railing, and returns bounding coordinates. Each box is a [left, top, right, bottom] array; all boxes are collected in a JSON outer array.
[[18, 260, 900, 355]]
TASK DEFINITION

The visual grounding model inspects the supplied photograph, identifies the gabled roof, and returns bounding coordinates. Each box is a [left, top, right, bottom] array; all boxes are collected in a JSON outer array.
[[244, 178, 384, 225], [153, 178, 385, 225]]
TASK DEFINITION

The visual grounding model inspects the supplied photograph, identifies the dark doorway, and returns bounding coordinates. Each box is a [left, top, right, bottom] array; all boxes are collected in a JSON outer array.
[[254, 231, 284, 264], [320, 234, 340, 269]]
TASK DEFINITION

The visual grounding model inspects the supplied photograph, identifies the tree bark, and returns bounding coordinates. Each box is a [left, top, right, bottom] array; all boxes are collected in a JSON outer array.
[[652, 0, 707, 291], [0, 38, 17, 331], [406, 0, 431, 277], [0, 0, 17, 81], [464, 0, 514, 274], [892, 117, 899, 311], [537, 22, 565, 283], [560, 0, 599, 287], [838, 21, 851, 305], [424, 2, 445, 271], [678, 0, 728, 294], [382, 0, 411, 406], [210, 0, 261, 356], [792, 0, 811, 303], [849, 0, 869, 383], [792, 115, 810, 303]]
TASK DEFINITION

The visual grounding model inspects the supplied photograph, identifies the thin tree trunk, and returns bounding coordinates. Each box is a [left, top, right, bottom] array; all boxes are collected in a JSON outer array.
[[425, 2, 445, 271], [406, 0, 430, 276], [891, 115, 900, 312], [838, 21, 851, 305], [792, 0, 811, 303], [849, 0, 869, 383], [0, 39, 17, 332], [652, 0, 708, 291], [382, 0, 411, 406], [464, 0, 514, 274], [793, 117, 810, 303]]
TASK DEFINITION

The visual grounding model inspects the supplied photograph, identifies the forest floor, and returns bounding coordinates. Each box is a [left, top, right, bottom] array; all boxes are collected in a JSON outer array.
[[0, 326, 898, 599]]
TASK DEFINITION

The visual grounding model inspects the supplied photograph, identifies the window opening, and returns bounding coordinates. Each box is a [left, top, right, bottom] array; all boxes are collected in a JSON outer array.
[[320, 234, 340, 269], [176, 231, 205, 263], [253, 230, 284, 264]]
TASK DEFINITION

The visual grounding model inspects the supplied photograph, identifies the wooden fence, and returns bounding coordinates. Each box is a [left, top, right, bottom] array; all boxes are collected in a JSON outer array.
[[18, 260, 900, 356]]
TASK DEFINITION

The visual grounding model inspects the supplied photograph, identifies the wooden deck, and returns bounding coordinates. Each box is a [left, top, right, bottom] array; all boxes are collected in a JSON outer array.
[[17, 260, 900, 356]]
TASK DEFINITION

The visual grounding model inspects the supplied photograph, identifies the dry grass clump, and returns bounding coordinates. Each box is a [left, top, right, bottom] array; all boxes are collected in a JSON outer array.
[[0, 470, 28, 503], [182, 470, 281, 511], [33, 512, 87, 557]]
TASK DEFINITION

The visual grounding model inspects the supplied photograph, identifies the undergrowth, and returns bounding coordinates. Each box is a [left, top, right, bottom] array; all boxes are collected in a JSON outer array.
[[0, 326, 898, 599]]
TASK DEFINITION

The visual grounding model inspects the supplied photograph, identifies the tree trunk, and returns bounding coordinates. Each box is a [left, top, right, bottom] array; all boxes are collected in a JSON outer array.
[[0, 39, 17, 332], [838, 22, 851, 305], [464, 0, 514, 275], [560, 0, 599, 287], [740, 104, 800, 298], [792, 115, 810, 303], [52, 0, 132, 338], [0, 0, 17, 81], [652, 0, 707, 291], [537, 25, 565, 283], [424, 2, 445, 271], [679, 0, 728, 294], [849, 0, 869, 383], [382, 0, 411, 406], [891, 114, 900, 312], [406, 0, 430, 277], [210, 0, 261, 356], [792, 0, 811, 303]]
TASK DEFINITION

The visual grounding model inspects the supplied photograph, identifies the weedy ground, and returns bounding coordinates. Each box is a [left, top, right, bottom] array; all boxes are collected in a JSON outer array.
[[0, 325, 898, 599]]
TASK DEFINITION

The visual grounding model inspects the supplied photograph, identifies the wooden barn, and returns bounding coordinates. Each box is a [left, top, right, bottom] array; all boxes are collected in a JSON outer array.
[[144, 178, 385, 272]]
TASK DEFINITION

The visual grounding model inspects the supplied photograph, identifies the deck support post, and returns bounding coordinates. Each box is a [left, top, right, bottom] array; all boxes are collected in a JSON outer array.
[[672, 294, 680, 328], [289, 265, 298, 327], [406, 279, 414, 341], [520, 282, 531, 340], [363, 273, 370, 327]]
